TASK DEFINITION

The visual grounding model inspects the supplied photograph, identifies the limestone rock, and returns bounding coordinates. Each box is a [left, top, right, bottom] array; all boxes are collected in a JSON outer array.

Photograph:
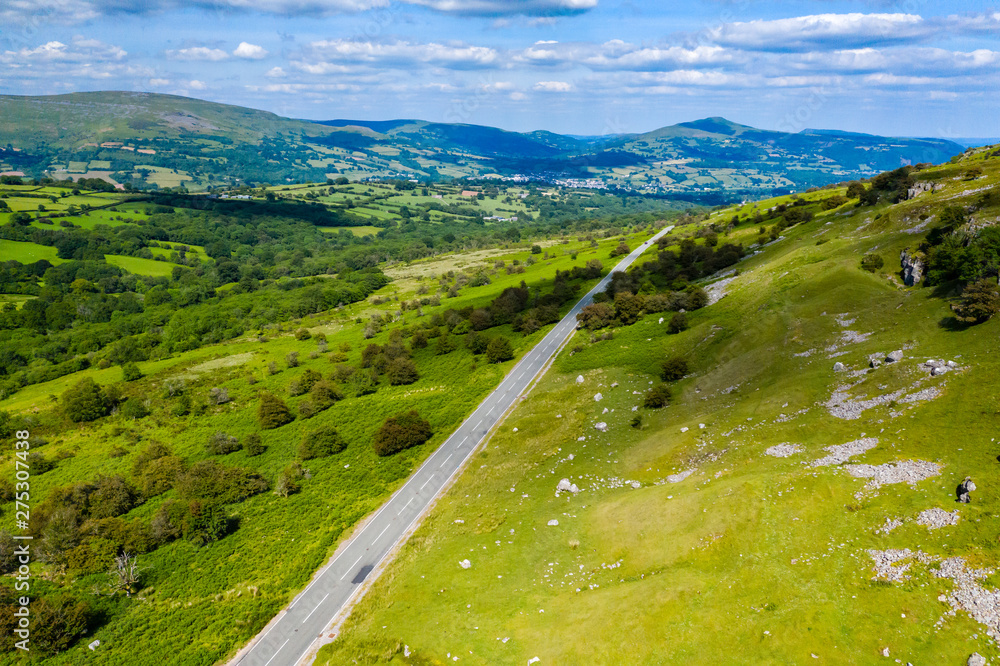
[[459, 559, 471, 569], [886, 350, 904, 363], [576, 375, 584, 383], [88, 640, 101, 651], [900, 249, 924, 286], [833, 362, 846, 372], [547, 519, 559, 526], [958, 476, 976, 503], [557, 478, 581, 494], [968, 653, 986, 666], [594, 392, 603, 401], [594, 422, 608, 432]]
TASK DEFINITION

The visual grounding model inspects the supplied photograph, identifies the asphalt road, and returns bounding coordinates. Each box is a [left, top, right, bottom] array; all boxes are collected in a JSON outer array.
[[232, 225, 673, 666]]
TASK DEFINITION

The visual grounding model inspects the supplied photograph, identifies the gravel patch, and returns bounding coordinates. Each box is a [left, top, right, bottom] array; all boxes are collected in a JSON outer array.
[[916, 507, 959, 529], [811, 438, 879, 467], [898, 386, 942, 404], [825, 330, 872, 353], [875, 517, 904, 534], [846, 459, 942, 487], [933, 557, 1000, 643], [867, 549, 917, 582], [765, 443, 803, 458], [705, 275, 738, 305], [664, 469, 696, 483]]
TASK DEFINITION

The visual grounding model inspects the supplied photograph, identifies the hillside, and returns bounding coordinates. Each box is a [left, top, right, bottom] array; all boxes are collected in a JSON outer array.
[[315, 146, 1000, 664], [0, 92, 964, 199]]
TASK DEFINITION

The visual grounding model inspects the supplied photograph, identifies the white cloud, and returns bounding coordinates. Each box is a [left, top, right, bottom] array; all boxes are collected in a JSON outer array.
[[293, 39, 501, 71], [188, 79, 207, 89], [533, 80, 572, 91], [233, 42, 268, 59], [266, 66, 287, 78], [706, 13, 933, 52], [166, 46, 229, 61], [149, 78, 171, 86], [401, 0, 595, 16], [516, 39, 735, 70]]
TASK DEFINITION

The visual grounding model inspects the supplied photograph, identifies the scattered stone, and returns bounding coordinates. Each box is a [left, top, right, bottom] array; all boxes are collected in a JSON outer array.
[[868, 354, 882, 369], [547, 519, 559, 526], [611, 382, 618, 388], [630, 481, 641, 489], [886, 350, 904, 363], [576, 375, 584, 384], [959, 476, 976, 503], [512, 427, 518, 433], [666, 469, 695, 483], [454, 519, 464, 524], [934, 557, 1000, 643], [577, 436, 586, 441], [88, 640, 100, 651], [699, 423, 706, 429], [867, 548, 915, 582], [811, 438, 878, 467], [557, 478, 581, 494], [459, 559, 471, 569], [594, 422, 608, 432], [528, 658, 540, 665], [765, 443, 803, 458], [968, 653, 987, 666], [917, 507, 959, 529], [680, 426, 689, 433], [658, 317, 664, 324], [567, 454, 574, 461], [602, 407, 609, 414], [875, 517, 903, 534], [882, 647, 889, 657], [846, 459, 941, 487], [833, 362, 846, 372], [404, 645, 411, 657], [594, 393, 603, 401]]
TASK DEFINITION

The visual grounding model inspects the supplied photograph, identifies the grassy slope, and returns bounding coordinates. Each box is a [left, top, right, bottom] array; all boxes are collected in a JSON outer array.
[[316, 148, 1000, 664], [0, 229, 661, 666]]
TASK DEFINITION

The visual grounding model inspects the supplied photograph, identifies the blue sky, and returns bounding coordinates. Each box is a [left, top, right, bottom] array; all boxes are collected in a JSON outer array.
[[1, 0, 998, 137]]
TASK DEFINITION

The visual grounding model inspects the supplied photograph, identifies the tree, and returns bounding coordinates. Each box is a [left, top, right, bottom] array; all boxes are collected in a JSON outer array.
[[660, 356, 689, 381], [577, 302, 615, 330], [373, 410, 432, 456], [644, 383, 672, 408], [298, 426, 346, 460], [531, 244, 542, 254], [613, 291, 644, 325], [120, 397, 150, 420], [466, 331, 490, 355], [610, 241, 631, 257], [90, 475, 141, 519], [108, 551, 142, 596], [667, 312, 688, 334], [387, 357, 419, 385], [258, 392, 294, 429], [954, 278, 1000, 323], [61, 378, 110, 423], [207, 431, 241, 455], [310, 380, 343, 411], [435, 333, 457, 355], [28, 594, 94, 655], [486, 336, 514, 364], [0, 531, 17, 574], [846, 181, 866, 199], [121, 362, 142, 382], [275, 463, 303, 497]]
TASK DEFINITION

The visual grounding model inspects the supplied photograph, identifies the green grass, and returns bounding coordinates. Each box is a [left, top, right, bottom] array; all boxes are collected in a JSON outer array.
[[0, 239, 62, 263], [315, 160, 1000, 664], [104, 254, 181, 276]]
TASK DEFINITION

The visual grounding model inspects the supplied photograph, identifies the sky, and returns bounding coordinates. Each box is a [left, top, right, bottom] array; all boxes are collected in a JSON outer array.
[[1, 1, 998, 138]]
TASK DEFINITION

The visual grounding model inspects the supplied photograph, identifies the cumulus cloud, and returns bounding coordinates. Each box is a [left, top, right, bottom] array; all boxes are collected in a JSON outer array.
[[533, 80, 572, 91], [233, 42, 268, 59], [188, 79, 207, 89], [166, 46, 229, 61], [292, 39, 501, 71], [516, 40, 735, 70], [402, 0, 596, 16], [706, 13, 934, 52]]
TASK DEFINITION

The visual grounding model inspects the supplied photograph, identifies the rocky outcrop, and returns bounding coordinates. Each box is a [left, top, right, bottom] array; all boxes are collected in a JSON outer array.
[[958, 476, 976, 504], [557, 478, 581, 494], [906, 181, 944, 199], [900, 249, 924, 286]]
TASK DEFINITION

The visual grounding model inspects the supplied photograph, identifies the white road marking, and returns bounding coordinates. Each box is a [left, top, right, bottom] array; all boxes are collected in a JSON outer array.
[[441, 452, 453, 466], [341, 555, 364, 580], [397, 498, 413, 515], [420, 474, 435, 491], [301, 593, 330, 624], [375, 524, 391, 541], [262, 639, 289, 666]]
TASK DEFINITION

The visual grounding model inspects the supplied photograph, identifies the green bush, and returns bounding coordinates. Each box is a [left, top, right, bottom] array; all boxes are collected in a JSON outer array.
[[244, 433, 265, 457], [373, 410, 432, 456], [955, 278, 1000, 323], [258, 392, 294, 429], [275, 463, 303, 497], [120, 397, 150, 420], [486, 336, 514, 364], [387, 357, 419, 385], [667, 312, 688, 334], [298, 426, 347, 460], [206, 431, 241, 455], [644, 384, 672, 408], [660, 356, 689, 381], [860, 253, 884, 273], [121, 362, 142, 382], [310, 380, 343, 411], [176, 460, 269, 504], [61, 378, 110, 423], [295, 328, 311, 341]]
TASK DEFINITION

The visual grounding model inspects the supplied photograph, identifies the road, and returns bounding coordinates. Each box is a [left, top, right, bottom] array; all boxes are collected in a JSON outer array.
[[232, 225, 673, 666]]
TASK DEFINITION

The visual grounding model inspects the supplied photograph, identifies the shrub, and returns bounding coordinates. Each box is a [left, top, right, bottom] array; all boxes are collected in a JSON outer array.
[[486, 336, 514, 364], [667, 312, 688, 334], [183, 500, 231, 547], [466, 331, 490, 355], [26, 451, 55, 475], [295, 328, 311, 341], [610, 241, 631, 257], [120, 397, 150, 420], [350, 368, 379, 396], [61, 378, 110, 423], [576, 302, 615, 330], [138, 456, 184, 497], [531, 244, 542, 254], [861, 253, 884, 273], [298, 400, 315, 419], [286, 351, 299, 368], [435, 333, 457, 355], [121, 362, 142, 382], [299, 426, 347, 460], [89, 475, 141, 519], [275, 463, 303, 497], [258, 392, 294, 429], [644, 384, 672, 408], [208, 387, 231, 405], [206, 431, 241, 455], [310, 380, 343, 411], [244, 433, 265, 457], [176, 460, 269, 504], [387, 357, 419, 385], [685, 287, 708, 310], [660, 356, 689, 381], [373, 410, 432, 456]]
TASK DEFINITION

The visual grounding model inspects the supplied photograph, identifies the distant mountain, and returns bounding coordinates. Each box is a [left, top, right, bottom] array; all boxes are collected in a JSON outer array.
[[0, 92, 965, 198]]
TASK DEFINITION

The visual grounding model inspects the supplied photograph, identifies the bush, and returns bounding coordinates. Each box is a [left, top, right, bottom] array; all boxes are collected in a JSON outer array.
[[644, 384, 672, 408], [299, 426, 347, 460], [531, 244, 542, 254], [387, 357, 419, 385], [373, 410, 432, 456], [486, 336, 514, 364], [120, 397, 150, 420], [466, 331, 490, 355], [206, 431, 241, 455], [258, 392, 294, 429], [660, 356, 689, 381], [275, 463, 303, 497], [576, 302, 615, 330], [295, 328, 311, 341], [244, 433, 265, 457], [61, 378, 110, 423], [667, 312, 688, 334], [861, 253, 884, 273], [176, 460, 269, 504], [121, 362, 142, 382], [310, 380, 343, 411], [208, 387, 231, 405], [26, 451, 55, 475], [90, 475, 141, 519], [286, 351, 299, 368]]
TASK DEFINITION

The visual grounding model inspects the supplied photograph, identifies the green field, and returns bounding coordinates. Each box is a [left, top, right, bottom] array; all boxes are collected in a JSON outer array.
[[104, 254, 180, 276], [0, 239, 62, 263]]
